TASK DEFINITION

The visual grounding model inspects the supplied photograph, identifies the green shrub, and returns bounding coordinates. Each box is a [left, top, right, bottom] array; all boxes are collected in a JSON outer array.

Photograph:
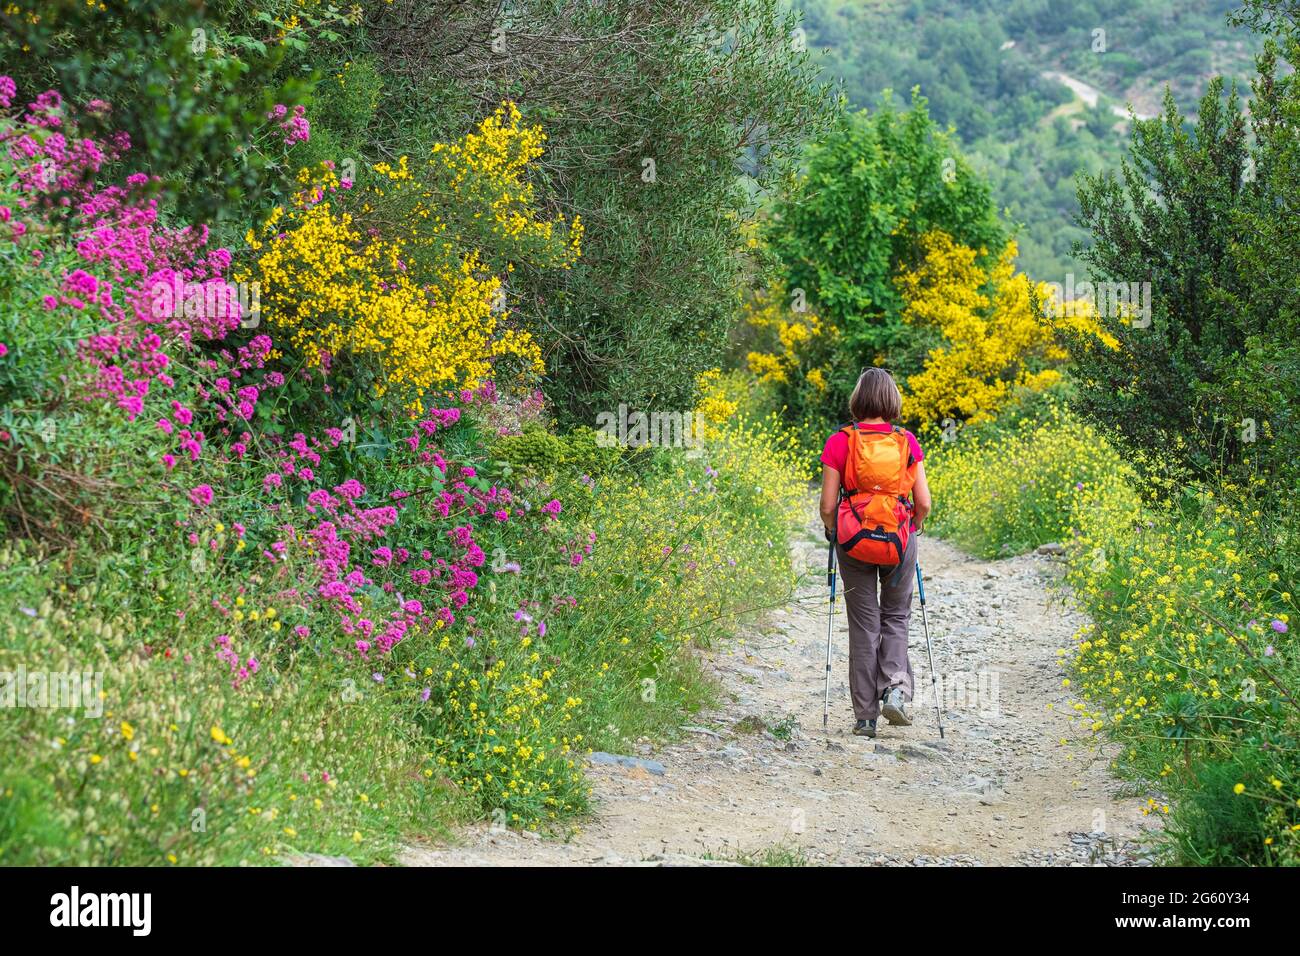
[[0, 0, 317, 225], [491, 425, 627, 484]]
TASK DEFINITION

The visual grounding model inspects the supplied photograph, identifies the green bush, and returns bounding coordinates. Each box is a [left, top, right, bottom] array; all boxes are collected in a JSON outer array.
[[1070, 33, 1300, 502], [0, 0, 318, 226], [491, 425, 627, 484]]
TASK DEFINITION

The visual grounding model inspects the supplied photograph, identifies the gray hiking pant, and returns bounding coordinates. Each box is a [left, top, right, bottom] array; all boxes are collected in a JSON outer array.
[[836, 533, 916, 721]]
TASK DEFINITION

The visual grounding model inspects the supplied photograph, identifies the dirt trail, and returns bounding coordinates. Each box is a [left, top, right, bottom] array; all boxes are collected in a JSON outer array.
[[403, 516, 1160, 867]]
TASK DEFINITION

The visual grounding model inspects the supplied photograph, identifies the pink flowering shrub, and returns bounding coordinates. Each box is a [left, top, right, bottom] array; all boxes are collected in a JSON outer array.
[[1, 79, 592, 835], [1, 84, 537, 662], [3, 76, 802, 848]]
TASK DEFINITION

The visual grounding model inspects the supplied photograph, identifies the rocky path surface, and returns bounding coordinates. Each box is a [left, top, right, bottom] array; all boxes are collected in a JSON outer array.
[[403, 520, 1161, 867]]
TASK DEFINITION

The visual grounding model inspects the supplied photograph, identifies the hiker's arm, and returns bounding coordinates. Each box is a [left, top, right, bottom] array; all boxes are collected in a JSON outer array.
[[912, 461, 931, 530], [819, 464, 840, 536]]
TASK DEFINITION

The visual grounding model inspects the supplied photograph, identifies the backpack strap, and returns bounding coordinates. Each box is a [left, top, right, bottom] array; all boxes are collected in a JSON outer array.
[[838, 425, 858, 498], [892, 425, 917, 468]]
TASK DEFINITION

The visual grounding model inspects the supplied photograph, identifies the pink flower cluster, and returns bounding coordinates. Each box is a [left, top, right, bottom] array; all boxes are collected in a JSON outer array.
[[3, 91, 258, 424], [214, 634, 260, 688], [267, 103, 310, 146]]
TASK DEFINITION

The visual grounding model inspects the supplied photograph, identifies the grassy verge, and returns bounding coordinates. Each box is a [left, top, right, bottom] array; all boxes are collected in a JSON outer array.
[[925, 397, 1300, 864], [0, 93, 808, 864]]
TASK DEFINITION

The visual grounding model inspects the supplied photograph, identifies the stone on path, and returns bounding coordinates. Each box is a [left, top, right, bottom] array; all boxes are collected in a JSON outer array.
[[588, 751, 667, 775]]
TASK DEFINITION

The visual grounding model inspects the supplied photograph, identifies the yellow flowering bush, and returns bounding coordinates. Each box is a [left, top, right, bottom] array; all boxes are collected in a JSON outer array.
[[372, 102, 583, 269], [925, 398, 1141, 557], [743, 280, 834, 391], [243, 104, 579, 402], [695, 368, 810, 529], [896, 230, 1114, 426], [395, 627, 589, 829], [1064, 476, 1300, 864], [738, 285, 838, 455]]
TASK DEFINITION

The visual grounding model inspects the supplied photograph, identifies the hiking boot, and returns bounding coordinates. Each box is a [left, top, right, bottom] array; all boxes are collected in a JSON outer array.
[[881, 688, 912, 726], [853, 718, 877, 738]]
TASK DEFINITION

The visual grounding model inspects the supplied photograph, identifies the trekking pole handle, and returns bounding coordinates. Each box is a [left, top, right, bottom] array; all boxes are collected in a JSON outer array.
[[826, 513, 838, 588], [915, 561, 927, 606]]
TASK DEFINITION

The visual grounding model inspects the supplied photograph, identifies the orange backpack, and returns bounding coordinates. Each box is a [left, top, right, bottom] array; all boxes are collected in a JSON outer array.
[[836, 425, 917, 566]]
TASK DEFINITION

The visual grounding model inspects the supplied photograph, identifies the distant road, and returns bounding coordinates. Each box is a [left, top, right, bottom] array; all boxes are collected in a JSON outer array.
[[1042, 70, 1155, 121]]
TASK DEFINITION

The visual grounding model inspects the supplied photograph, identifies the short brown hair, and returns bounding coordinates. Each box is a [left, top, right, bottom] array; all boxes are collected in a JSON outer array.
[[848, 367, 902, 422]]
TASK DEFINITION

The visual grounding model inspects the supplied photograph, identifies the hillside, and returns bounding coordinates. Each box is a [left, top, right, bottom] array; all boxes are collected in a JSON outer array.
[[794, 0, 1265, 279]]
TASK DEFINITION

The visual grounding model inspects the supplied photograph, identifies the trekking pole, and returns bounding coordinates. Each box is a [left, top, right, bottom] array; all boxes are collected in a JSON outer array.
[[915, 559, 945, 739], [822, 537, 837, 731]]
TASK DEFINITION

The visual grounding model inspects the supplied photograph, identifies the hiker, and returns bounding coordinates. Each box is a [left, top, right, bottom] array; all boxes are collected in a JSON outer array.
[[819, 367, 931, 739]]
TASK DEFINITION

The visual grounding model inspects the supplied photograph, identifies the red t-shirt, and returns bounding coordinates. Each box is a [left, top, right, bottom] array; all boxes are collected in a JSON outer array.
[[820, 422, 923, 476]]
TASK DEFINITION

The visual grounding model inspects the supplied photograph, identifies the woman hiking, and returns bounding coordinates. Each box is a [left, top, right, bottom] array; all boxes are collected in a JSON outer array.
[[819, 367, 931, 738]]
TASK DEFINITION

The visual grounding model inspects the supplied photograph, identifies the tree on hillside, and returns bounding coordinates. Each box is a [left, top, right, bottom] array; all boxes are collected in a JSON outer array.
[[1071, 33, 1300, 492], [759, 91, 1005, 426]]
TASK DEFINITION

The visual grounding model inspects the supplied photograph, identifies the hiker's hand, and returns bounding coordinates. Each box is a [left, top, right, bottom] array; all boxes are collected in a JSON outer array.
[[823, 526, 835, 543]]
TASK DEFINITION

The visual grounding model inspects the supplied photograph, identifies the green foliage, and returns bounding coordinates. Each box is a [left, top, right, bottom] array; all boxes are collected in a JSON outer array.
[[1, 268, 807, 856], [928, 391, 1300, 864], [706, 841, 810, 865], [1161, 755, 1280, 866], [1064, 489, 1300, 866], [0, 198, 149, 545], [0, 0, 316, 226], [1070, 33, 1300, 507], [0, 70, 812, 857], [925, 395, 1141, 558], [1231, 0, 1300, 31], [491, 425, 628, 484]]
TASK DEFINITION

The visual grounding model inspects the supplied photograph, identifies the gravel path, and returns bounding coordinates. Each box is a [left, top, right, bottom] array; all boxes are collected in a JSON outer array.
[[403, 515, 1162, 867]]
